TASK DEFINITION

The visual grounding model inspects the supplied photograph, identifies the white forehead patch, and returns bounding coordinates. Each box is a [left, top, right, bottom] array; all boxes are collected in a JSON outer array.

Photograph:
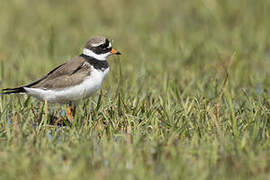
[[108, 42, 112, 48]]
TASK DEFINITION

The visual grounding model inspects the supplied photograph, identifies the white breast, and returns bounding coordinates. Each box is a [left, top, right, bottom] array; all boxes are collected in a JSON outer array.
[[24, 67, 110, 103]]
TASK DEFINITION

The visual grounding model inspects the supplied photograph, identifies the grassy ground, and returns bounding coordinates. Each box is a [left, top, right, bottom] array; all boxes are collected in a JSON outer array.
[[0, 0, 270, 179]]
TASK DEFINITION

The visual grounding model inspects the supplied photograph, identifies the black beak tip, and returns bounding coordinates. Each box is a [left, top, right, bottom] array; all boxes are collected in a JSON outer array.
[[116, 51, 121, 55]]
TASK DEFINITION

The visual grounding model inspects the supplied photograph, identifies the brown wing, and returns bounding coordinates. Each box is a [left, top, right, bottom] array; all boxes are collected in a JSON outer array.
[[27, 56, 92, 89]]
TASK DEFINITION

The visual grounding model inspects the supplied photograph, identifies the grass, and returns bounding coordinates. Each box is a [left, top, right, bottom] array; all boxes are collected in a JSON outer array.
[[0, 0, 270, 179]]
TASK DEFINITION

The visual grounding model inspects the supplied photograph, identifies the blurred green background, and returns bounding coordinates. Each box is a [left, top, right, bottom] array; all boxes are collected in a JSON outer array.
[[0, 0, 270, 179]]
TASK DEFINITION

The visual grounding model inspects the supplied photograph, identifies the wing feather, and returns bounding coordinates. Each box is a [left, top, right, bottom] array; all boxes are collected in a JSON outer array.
[[2, 56, 91, 93]]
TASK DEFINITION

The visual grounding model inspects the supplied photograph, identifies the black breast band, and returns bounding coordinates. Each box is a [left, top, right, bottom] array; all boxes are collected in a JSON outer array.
[[80, 54, 109, 71]]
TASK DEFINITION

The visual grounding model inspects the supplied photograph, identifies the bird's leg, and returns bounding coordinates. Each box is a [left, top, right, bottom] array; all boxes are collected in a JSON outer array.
[[67, 104, 73, 123], [66, 102, 77, 123]]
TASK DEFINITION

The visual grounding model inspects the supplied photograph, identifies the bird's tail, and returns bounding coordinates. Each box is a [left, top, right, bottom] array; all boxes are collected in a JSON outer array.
[[1, 87, 26, 95]]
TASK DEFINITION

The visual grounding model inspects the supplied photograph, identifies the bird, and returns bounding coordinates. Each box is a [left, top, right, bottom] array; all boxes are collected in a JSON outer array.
[[2, 36, 121, 122]]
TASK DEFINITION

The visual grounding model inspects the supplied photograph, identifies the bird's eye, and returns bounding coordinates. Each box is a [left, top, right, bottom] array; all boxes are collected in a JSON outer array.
[[97, 39, 111, 51], [99, 44, 107, 49]]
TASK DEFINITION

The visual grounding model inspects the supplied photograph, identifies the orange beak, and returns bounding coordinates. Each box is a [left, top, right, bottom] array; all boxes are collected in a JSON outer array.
[[111, 48, 121, 55]]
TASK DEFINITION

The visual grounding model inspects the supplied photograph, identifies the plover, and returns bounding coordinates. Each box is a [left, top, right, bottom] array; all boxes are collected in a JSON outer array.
[[2, 36, 121, 121]]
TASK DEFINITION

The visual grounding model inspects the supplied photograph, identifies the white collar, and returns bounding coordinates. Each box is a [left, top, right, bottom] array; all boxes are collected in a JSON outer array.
[[82, 48, 110, 61]]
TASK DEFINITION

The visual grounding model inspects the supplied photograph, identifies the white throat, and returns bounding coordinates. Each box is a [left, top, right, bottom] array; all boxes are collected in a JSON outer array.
[[82, 48, 111, 61]]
